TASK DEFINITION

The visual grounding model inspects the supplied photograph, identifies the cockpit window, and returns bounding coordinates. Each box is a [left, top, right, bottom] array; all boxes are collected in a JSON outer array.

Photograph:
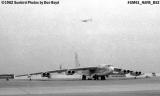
[[108, 65, 113, 67]]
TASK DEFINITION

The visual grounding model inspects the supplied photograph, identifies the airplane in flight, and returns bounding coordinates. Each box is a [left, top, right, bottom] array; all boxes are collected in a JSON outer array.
[[81, 18, 92, 22], [16, 53, 143, 80]]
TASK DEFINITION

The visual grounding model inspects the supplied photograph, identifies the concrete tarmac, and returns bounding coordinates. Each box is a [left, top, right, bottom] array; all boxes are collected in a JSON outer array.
[[0, 77, 160, 96]]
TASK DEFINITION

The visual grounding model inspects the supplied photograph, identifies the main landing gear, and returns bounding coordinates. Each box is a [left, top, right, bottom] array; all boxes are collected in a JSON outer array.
[[100, 76, 106, 80], [82, 75, 86, 80], [82, 75, 106, 80], [93, 75, 98, 80], [93, 75, 106, 80]]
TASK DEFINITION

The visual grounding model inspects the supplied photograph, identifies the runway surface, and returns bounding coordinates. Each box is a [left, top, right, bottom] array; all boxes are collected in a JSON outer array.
[[0, 77, 160, 96]]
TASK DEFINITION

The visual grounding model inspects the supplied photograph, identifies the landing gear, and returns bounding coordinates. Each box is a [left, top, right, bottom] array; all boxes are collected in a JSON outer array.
[[28, 76, 32, 81], [134, 76, 137, 79], [106, 75, 109, 78], [93, 75, 99, 80], [82, 75, 86, 80], [82, 75, 107, 80], [6, 78, 9, 81], [92, 75, 106, 80], [100, 76, 106, 80], [28, 75, 32, 81]]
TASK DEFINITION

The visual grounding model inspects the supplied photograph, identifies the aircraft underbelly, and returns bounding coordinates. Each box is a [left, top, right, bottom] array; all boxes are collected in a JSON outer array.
[[77, 70, 90, 76], [76, 67, 112, 76], [96, 69, 110, 76]]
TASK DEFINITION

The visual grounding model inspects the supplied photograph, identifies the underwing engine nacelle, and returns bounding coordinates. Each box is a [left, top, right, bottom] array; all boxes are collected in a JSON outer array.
[[41, 72, 51, 78], [123, 70, 131, 74], [135, 71, 142, 76], [130, 71, 142, 76], [65, 70, 75, 75]]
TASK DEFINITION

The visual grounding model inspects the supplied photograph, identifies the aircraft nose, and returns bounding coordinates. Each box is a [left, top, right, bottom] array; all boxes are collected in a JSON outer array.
[[109, 66, 114, 72]]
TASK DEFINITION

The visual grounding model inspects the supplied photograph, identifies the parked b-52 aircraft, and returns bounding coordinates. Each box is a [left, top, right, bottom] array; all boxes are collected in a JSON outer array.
[[16, 53, 143, 80], [16, 64, 143, 80]]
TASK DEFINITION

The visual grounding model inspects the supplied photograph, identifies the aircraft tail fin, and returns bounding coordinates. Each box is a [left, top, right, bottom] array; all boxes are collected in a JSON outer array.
[[59, 64, 62, 70], [75, 52, 80, 68]]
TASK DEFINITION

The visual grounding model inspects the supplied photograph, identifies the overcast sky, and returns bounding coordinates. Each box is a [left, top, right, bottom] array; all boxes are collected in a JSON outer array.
[[0, 0, 160, 74]]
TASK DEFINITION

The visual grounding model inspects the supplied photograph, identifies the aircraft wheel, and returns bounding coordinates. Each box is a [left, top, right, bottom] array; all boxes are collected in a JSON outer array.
[[101, 76, 106, 80], [93, 75, 96, 80], [82, 75, 86, 80], [97, 76, 99, 80], [93, 75, 98, 80], [134, 77, 137, 79], [6, 78, 9, 81]]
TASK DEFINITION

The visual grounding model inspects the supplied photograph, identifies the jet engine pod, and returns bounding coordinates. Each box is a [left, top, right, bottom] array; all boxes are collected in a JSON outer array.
[[41, 72, 51, 78], [127, 70, 130, 73], [65, 70, 75, 75], [136, 71, 141, 75], [135, 71, 138, 75], [138, 71, 142, 75], [123, 70, 127, 74]]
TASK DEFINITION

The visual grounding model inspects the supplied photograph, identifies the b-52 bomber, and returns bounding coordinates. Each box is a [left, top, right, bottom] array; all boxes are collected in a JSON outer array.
[[16, 64, 143, 80], [16, 53, 143, 80]]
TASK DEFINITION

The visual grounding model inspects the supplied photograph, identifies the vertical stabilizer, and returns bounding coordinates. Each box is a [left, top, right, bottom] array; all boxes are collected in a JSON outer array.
[[59, 64, 62, 70], [75, 52, 80, 68]]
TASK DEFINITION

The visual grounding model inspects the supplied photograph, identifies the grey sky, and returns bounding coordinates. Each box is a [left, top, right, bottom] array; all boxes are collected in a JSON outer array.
[[0, 0, 160, 74]]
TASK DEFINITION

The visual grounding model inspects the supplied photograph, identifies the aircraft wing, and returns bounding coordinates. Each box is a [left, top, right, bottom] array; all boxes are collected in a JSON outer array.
[[15, 67, 97, 77], [16, 74, 29, 77], [16, 72, 43, 77], [47, 67, 97, 73]]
